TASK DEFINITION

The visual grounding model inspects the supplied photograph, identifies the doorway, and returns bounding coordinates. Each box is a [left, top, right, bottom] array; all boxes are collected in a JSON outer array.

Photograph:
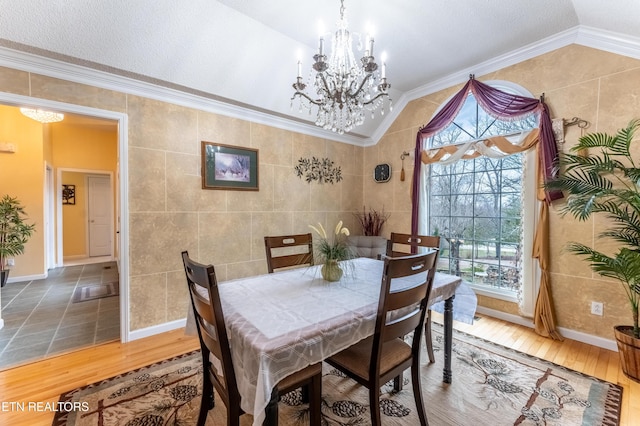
[[58, 170, 115, 264], [0, 94, 130, 369]]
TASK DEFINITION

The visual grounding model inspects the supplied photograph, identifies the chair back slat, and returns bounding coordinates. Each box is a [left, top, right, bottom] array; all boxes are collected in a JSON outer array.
[[386, 232, 440, 257], [385, 312, 423, 341], [269, 253, 313, 271], [264, 233, 314, 273], [182, 251, 240, 405]]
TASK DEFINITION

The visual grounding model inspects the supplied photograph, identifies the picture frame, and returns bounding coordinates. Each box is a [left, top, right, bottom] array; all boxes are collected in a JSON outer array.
[[201, 141, 259, 191], [62, 184, 76, 205]]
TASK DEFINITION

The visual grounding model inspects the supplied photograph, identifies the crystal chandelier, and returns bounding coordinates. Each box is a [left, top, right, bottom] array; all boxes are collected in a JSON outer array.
[[291, 0, 391, 135], [20, 108, 64, 123]]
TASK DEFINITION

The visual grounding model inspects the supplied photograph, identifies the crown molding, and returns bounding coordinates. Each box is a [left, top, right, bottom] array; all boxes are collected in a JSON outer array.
[[575, 25, 640, 60], [0, 45, 369, 146], [405, 25, 640, 102]]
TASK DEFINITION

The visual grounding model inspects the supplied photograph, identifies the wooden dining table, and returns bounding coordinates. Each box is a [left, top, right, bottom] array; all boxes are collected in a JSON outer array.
[[186, 257, 462, 426]]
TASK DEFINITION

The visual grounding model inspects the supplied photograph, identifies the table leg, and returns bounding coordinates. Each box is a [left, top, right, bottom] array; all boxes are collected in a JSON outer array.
[[443, 294, 455, 383]]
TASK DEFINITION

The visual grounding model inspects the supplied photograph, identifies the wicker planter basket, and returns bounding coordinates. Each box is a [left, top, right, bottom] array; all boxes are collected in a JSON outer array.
[[614, 325, 640, 382]]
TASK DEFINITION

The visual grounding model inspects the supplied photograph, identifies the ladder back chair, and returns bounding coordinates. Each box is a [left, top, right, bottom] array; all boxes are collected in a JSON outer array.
[[264, 233, 314, 273], [386, 232, 441, 363], [182, 251, 322, 426], [326, 252, 438, 426]]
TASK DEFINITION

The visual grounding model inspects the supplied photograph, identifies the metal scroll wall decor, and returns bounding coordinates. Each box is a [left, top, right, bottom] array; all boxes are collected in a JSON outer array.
[[294, 157, 343, 184]]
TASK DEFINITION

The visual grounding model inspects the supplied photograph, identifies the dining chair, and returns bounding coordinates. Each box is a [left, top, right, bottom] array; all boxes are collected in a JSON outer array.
[[181, 251, 322, 426], [386, 232, 441, 364], [326, 252, 438, 426], [264, 233, 314, 273]]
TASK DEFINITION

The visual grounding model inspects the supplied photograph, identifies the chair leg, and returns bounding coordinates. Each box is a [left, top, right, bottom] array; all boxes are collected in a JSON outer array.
[[198, 378, 213, 426], [425, 310, 435, 363], [227, 404, 242, 426], [369, 387, 382, 426], [309, 373, 322, 426], [393, 372, 403, 391], [411, 360, 429, 426]]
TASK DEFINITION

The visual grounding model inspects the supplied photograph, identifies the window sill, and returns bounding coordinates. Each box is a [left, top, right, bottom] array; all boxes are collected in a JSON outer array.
[[468, 283, 518, 303]]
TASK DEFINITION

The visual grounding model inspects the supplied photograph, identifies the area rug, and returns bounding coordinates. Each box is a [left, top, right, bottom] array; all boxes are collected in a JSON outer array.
[[52, 326, 622, 425], [71, 282, 119, 303]]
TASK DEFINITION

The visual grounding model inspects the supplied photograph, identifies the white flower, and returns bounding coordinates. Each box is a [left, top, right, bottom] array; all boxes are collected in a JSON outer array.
[[309, 223, 327, 239]]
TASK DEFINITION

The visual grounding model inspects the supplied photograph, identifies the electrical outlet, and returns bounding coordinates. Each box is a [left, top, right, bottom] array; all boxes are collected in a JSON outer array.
[[6, 258, 14, 266], [591, 301, 603, 316]]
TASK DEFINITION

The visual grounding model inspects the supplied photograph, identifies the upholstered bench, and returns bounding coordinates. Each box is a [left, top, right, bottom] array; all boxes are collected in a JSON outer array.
[[347, 235, 388, 260]]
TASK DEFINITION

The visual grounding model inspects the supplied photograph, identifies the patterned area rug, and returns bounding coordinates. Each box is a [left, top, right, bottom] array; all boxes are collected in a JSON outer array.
[[53, 325, 622, 425]]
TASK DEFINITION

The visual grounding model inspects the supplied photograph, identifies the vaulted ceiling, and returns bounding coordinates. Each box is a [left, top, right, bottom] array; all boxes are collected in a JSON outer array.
[[1, 0, 639, 145]]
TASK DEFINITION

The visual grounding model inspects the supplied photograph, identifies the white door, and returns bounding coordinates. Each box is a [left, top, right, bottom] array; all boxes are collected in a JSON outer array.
[[88, 175, 112, 257]]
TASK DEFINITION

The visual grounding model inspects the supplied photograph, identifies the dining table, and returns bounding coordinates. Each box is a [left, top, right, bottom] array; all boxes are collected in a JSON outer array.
[[186, 256, 463, 426]]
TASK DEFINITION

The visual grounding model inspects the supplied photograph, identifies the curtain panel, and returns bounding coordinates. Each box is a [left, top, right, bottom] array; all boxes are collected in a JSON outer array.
[[411, 77, 563, 340]]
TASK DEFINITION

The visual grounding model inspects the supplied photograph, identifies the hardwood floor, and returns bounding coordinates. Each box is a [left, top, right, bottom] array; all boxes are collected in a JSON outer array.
[[0, 314, 637, 425]]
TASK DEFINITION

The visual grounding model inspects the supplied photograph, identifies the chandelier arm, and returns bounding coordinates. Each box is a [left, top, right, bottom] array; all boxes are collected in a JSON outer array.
[[347, 72, 374, 97], [318, 72, 335, 96], [291, 91, 324, 106], [362, 92, 389, 106]]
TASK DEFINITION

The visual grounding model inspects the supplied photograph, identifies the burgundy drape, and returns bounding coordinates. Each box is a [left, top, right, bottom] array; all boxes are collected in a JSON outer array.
[[411, 77, 562, 235]]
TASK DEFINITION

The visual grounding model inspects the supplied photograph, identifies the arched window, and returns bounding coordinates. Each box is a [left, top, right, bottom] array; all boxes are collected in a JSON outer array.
[[420, 81, 540, 311]]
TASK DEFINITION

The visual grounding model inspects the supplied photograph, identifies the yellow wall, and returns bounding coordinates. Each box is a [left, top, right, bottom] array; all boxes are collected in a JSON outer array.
[[1, 44, 638, 339], [0, 106, 45, 277], [50, 124, 118, 259], [61, 171, 87, 257]]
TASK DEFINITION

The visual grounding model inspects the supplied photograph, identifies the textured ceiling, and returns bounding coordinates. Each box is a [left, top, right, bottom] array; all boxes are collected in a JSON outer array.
[[1, 0, 639, 144]]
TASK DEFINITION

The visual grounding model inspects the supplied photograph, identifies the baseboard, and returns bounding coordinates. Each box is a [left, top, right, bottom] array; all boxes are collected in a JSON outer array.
[[63, 255, 88, 260], [476, 306, 618, 352], [6, 272, 48, 284], [128, 318, 186, 341]]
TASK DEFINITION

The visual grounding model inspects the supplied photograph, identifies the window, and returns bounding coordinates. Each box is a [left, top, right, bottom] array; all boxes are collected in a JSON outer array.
[[422, 82, 539, 304]]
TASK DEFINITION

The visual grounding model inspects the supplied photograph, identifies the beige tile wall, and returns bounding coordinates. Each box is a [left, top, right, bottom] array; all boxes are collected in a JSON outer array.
[[2, 43, 639, 338]]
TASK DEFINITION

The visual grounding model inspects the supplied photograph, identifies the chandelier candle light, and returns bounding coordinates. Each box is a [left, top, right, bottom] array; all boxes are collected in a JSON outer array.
[[291, 0, 391, 135]]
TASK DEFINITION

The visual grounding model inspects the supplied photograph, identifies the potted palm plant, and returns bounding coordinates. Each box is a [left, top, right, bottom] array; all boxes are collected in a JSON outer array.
[[0, 195, 36, 287], [545, 119, 640, 381]]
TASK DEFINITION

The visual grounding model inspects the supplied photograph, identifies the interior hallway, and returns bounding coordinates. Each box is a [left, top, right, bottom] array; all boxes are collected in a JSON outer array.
[[0, 261, 120, 370]]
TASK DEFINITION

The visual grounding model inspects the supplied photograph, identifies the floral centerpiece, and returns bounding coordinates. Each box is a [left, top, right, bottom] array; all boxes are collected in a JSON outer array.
[[309, 221, 353, 281]]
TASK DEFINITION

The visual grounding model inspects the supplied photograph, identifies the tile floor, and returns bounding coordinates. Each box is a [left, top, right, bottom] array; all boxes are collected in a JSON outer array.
[[0, 261, 120, 370]]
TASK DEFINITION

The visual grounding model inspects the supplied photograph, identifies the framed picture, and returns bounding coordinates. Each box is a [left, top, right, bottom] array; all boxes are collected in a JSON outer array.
[[62, 184, 76, 205], [201, 141, 259, 191]]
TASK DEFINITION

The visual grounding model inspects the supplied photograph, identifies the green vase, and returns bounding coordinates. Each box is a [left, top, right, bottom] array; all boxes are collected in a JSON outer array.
[[321, 260, 343, 282]]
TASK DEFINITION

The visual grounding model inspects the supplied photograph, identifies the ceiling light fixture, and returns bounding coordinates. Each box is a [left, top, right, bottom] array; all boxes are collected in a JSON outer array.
[[291, 0, 391, 135], [20, 108, 64, 123]]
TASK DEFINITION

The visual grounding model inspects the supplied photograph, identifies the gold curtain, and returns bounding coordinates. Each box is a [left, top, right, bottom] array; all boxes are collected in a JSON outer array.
[[421, 129, 563, 340]]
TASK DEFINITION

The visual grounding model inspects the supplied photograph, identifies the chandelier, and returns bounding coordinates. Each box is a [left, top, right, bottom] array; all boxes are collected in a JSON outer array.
[[20, 108, 64, 123], [291, 0, 391, 135]]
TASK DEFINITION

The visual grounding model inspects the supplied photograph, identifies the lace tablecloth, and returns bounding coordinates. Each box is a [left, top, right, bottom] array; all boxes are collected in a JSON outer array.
[[186, 257, 462, 426]]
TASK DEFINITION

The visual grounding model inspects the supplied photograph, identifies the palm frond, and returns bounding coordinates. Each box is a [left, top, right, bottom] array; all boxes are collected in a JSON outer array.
[[566, 244, 640, 286]]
